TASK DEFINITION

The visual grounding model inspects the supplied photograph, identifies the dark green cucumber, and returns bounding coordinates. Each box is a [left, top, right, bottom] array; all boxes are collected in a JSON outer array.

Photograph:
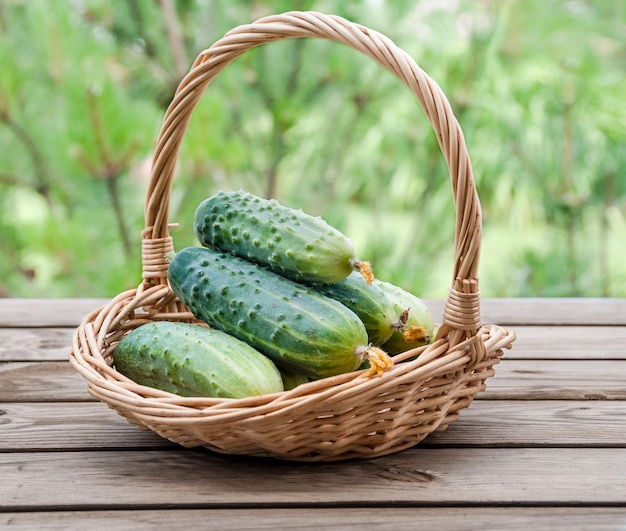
[[279, 368, 311, 391], [312, 272, 403, 346], [378, 280, 434, 354], [114, 321, 284, 398], [193, 190, 371, 284], [167, 246, 389, 379]]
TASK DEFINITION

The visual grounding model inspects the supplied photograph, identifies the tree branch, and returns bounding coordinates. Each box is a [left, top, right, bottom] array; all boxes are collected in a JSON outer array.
[[0, 105, 52, 205], [0, 172, 22, 187], [76, 89, 136, 256]]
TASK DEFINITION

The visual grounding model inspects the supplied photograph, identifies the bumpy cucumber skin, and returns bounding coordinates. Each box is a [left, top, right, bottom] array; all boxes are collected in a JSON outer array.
[[167, 246, 369, 379], [194, 190, 356, 284], [312, 272, 398, 346], [378, 280, 434, 354], [114, 321, 284, 398]]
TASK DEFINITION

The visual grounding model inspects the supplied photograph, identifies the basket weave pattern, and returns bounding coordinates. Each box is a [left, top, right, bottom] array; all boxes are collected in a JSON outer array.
[[69, 11, 515, 462]]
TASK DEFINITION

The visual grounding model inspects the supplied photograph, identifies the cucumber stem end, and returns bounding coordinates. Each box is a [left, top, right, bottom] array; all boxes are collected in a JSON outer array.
[[356, 345, 394, 376], [350, 259, 374, 285]]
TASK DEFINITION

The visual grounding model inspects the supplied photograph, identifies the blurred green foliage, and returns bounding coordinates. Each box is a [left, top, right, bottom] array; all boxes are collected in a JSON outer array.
[[0, 0, 624, 298]]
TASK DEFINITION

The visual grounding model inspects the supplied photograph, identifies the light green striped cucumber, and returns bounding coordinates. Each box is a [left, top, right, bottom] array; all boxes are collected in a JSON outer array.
[[114, 321, 284, 398], [312, 272, 406, 346], [378, 280, 435, 354], [167, 246, 391, 379], [193, 190, 372, 284]]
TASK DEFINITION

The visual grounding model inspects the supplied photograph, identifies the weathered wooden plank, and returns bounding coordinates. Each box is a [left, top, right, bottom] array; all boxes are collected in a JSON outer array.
[[0, 298, 108, 327], [0, 402, 173, 450], [1, 448, 625, 508], [0, 328, 73, 362], [432, 298, 626, 327], [0, 362, 94, 402], [2, 325, 624, 363], [474, 298, 626, 326], [483, 359, 626, 400], [2, 359, 625, 402], [2, 401, 624, 451], [402, 298, 626, 327], [428, 399, 626, 446], [2, 298, 625, 328], [2, 507, 626, 531], [503, 325, 626, 360]]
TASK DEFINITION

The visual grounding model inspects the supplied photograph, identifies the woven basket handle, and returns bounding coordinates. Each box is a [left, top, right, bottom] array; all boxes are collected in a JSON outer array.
[[142, 11, 483, 352]]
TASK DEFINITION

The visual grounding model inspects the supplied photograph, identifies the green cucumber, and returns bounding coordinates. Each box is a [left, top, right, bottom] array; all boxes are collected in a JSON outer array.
[[377, 280, 434, 354], [167, 246, 391, 379], [193, 190, 372, 284], [114, 321, 284, 398], [279, 368, 311, 391], [312, 272, 405, 346]]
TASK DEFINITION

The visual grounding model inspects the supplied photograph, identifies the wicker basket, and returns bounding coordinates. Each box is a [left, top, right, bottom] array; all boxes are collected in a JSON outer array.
[[69, 11, 515, 462]]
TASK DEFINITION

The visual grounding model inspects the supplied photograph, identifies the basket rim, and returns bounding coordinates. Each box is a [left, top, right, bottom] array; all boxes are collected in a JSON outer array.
[[69, 285, 515, 411], [68, 289, 515, 461]]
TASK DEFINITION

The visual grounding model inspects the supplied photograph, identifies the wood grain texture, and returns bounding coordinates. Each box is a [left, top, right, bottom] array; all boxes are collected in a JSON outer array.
[[426, 298, 626, 326], [2, 401, 624, 451], [0, 298, 107, 327], [1, 325, 624, 363], [2, 507, 626, 531], [1, 298, 625, 327], [507, 325, 626, 360], [2, 298, 625, 527], [427, 399, 626, 447], [474, 298, 626, 326], [0, 361, 93, 402], [482, 359, 626, 400], [0, 402, 173, 450], [1, 448, 625, 508], [2, 359, 624, 402], [0, 328, 73, 361]]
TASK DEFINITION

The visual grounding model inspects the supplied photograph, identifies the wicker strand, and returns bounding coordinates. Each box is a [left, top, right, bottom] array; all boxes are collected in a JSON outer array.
[[141, 235, 175, 284], [442, 285, 481, 330]]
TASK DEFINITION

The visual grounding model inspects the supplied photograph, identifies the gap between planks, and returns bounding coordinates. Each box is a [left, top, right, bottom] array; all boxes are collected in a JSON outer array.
[[1, 325, 625, 363], [2, 400, 625, 451], [3, 359, 626, 402], [1, 298, 625, 328], [1, 448, 626, 508], [3, 507, 626, 531]]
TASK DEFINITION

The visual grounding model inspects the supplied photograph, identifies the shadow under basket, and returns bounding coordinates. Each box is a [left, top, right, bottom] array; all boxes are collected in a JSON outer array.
[[69, 11, 516, 462]]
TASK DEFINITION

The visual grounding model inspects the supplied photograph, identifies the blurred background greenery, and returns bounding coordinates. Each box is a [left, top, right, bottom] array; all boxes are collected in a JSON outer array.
[[0, 0, 624, 299]]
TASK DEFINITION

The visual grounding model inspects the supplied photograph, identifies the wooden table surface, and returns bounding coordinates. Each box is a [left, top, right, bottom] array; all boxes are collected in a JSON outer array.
[[1, 297, 625, 530]]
